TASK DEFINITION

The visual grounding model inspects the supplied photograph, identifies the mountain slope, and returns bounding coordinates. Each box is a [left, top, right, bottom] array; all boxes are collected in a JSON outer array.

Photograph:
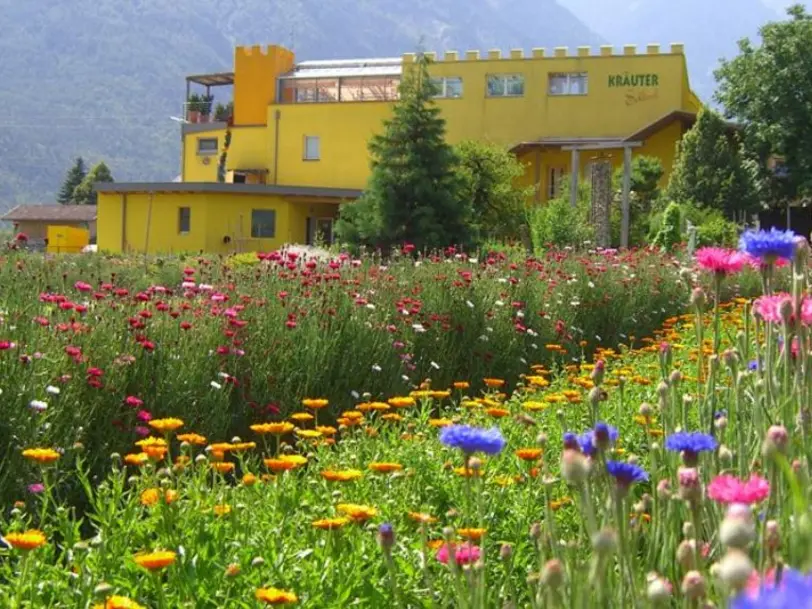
[[0, 0, 600, 210], [560, 0, 779, 99]]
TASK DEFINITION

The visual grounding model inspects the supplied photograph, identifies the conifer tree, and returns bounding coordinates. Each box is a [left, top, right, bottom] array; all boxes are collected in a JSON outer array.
[[336, 54, 470, 251], [73, 161, 114, 206], [57, 157, 86, 204]]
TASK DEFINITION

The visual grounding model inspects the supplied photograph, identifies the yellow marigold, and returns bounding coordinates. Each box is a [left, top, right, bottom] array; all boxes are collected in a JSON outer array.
[[369, 462, 403, 473], [250, 422, 294, 435], [485, 407, 509, 418], [208, 442, 234, 453], [264, 458, 296, 472], [526, 376, 550, 387], [302, 398, 329, 410], [242, 473, 257, 486], [213, 504, 232, 516], [140, 488, 160, 507], [461, 400, 480, 408], [94, 596, 146, 609], [427, 539, 445, 550], [176, 433, 207, 445], [336, 503, 378, 522], [256, 587, 298, 605], [295, 429, 322, 439], [148, 418, 184, 433], [4, 529, 46, 551], [550, 497, 573, 511], [410, 390, 432, 399], [483, 378, 505, 388], [429, 418, 453, 427], [321, 469, 363, 482], [457, 527, 486, 541], [289, 413, 314, 423], [429, 390, 451, 399], [356, 401, 390, 412], [225, 563, 241, 577], [515, 448, 543, 461], [453, 381, 470, 390], [381, 413, 404, 422], [21, 448, 60, 464], [408, 512, 438, 524], [230, 442, 256, 452], [312, 517, 349, 530], [143, 446, 167, 461], [491, 475, 516, 487], [387, 396, 415, 408], [280, 454, 308, 466], [134, 550, 176, 571], [316, 426, 337, 436], [164, 489, 179, 504], [211, 462, 235, 474], [523, 401, 546, 412], [136, 437, 168, 449], [454, 466, 483, 478], [342, 411, 363, 421], [124, 453, 149, 466]]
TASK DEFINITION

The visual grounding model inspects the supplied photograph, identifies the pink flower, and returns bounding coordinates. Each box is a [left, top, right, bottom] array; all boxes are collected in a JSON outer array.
[[74, 281, 92, 292], [707, 474, 770, 505], [754, 294, 812, 325], [695, 247, 747, 276], [743, 253, 790, 271], [136, 410, 152, 422], [134, 426, 151, 437], [124, 395, 144, 408], [436, 542, 481, 565]]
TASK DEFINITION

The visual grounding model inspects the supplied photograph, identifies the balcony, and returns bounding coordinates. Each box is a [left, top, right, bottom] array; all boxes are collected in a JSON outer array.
[[277, 58, 402, 104], [182, 72, 234, 125]]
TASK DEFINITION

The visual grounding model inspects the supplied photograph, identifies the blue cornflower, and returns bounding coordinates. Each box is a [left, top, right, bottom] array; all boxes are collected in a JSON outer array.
[[605, 460, 648, 486], [439, 425, 506, 455], [739, 228, 797, 261], [563, 432, 579, 450], [665, 432, 717, 466], [731, 570, 812, 609], [578, 433, 596, 456], [748, 360, 759, 371], [578, 423, 618, 455], [714, 409, 728, 420]]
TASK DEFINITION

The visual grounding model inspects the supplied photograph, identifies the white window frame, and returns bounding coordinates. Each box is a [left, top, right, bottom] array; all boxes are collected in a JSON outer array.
[[487, 74, 525, 98], [303, 135, 320, 161], [548, 72, 589, 96], [431, 76, 463, 99], [197, 137, 218, 155]]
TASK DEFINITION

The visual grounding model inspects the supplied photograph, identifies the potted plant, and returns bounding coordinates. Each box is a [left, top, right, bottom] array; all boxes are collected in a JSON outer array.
[[214, 101, 233, 122], [186, 93, 202, 123], [200, 94, 215, 122]]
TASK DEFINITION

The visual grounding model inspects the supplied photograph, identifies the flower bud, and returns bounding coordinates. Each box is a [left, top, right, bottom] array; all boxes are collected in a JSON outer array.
[[719, 504, 755, 550], [779, 298, 794, 324], [378, 523, 395, 551], [669, 370, 683, 385], [536, 432, 548, 448], [708, 354, 719, 374], [681, 571, 706, 600], [592, 528, 617, 555], [677, 539, 696, 569], [588, 387, 603, 407], [93, 583, 114, 598], [639, 402, 653, 417], [762, 425, 789, 458], [657, 479, 672, 500], [251, 556, 265, 567], [590, 360, 605, 386], [677, 467, 703, 504], [715, 416, 728, 432], [691, 287, 706, 310], [718, 445, 733, 465], [540, 558, 564, 588], [723, 349, 739, 370], [715, 550, 753, 591], [765, 520, 780, 551], [657, 381, 669, 399], [646, 573, 672, 605], [499, 542, 512, 561], [529, 522, 542, 540], [561, 449, 590, 485]]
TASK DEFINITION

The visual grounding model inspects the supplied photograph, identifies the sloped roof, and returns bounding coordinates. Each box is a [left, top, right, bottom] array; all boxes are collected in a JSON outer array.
[[1, 204, 97, 222]]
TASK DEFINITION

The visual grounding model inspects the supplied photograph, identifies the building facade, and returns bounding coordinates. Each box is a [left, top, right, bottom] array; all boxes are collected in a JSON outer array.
[[97, 42, 702, 254]]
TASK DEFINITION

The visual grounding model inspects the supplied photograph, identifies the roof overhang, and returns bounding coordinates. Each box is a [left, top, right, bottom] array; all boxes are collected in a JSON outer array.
[[94, 182, 362, 200], [1, 204, 97, 223], [186, 72, 235, 87]]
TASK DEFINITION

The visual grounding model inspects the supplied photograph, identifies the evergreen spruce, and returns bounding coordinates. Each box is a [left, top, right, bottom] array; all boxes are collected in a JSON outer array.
[[73, 161, 114, 206], [335, 54, 470, 251], [57, 157, 87, 204]]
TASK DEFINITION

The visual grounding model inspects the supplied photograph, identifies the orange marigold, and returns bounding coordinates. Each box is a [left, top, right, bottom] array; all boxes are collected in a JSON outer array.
[[94, 596, 146, 609], [407, 512, 438, 524], [302, 398, 329, 410], [211, 462, 235, 474], [515, 448, 543, 461], [242, 473, 258, 486], [295, 429, 322, 439], [21, 448, 60, 464], [4, 529, 46, 550], [321, 469, 363, 482], [176, 433, 207, 445], [368, 462, 403, 473], [457, 527, 487, 541], [387, 396, 415, 408], [315, 426, 337, 436], [452, 381, 470, 389], [483, 378, 505, 388], [140, 488, 160, 506], [124, 453, 149, 466], [213, 504, 232, 516], [251, 422, 294, 435], [429, 418, 452, 428], [148, 418, 184, 433], [485, 407, 509, 418], [336, 503, 378, 522], [134, 550, 176, 571], [289, 413, 314, 423], [255, 587, 298, 605], [312, 517, 349, 530]]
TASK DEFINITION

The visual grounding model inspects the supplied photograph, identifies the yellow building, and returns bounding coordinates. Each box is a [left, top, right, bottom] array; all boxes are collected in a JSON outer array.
[[96, 41, 703, 254]]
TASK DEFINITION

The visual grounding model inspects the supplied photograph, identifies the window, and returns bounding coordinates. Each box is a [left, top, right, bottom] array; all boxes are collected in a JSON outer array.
[[548, 167, 565, 199], [487, 74, 524, 97], [304, 135, 320, 161], [178, 207, 191, 234], [197, 138, 218, 155], [251, 210, 276, 238], [431, 77, 463, 98], [548, 73, 588, 96]]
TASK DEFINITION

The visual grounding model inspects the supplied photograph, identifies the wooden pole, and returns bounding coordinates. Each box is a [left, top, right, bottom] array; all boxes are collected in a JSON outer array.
[[569, 148, 580, 208], [621, 146, 632, 248], [143, 192, 154, 264]]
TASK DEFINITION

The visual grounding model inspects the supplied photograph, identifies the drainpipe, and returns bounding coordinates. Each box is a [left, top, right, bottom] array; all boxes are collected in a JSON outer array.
[[273, 109, 281, 185]]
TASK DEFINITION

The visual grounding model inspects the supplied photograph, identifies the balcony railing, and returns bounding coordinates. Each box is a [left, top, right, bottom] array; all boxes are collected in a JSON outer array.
[[181, 101, 233, 124], [278, 76, 401, 104]]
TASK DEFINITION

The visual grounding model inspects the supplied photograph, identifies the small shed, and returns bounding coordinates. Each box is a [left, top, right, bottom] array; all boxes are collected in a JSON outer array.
[[1, 205, 97, 242]]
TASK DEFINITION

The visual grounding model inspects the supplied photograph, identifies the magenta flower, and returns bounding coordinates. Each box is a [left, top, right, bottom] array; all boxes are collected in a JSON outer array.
[[136, 410, 152, 422], [707, 474, 770, 505], [134, 426, 151, 437], [695, 247, 747, 276], [436, 542, 481, 566], [124, 395, 144, 408], [27, 483, 45, 494]]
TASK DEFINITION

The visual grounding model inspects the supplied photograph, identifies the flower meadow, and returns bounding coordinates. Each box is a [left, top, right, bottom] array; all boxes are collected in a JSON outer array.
[[1, 240, 811, 607]]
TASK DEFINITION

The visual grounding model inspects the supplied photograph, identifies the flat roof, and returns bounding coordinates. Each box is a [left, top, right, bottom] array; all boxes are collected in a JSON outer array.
[[282, 57, 402, 80], [94, 182, 362, 199]]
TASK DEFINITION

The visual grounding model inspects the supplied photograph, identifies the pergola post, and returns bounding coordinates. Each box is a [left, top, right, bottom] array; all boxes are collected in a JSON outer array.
[[569, 148, 580, 208], [621, 145, 632, 248]]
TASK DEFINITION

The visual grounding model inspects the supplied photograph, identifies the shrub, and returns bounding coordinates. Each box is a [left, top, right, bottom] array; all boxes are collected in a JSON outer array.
[[527, 189, 594, 250]]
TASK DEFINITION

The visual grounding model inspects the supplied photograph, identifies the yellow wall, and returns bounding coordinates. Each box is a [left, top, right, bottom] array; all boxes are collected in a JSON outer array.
[[97, 191, 339, 254], [46, 225, 90, 253], [13, 220, 95, 241], [183, 128, 226, 182], [233, 45, 295, 126]]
